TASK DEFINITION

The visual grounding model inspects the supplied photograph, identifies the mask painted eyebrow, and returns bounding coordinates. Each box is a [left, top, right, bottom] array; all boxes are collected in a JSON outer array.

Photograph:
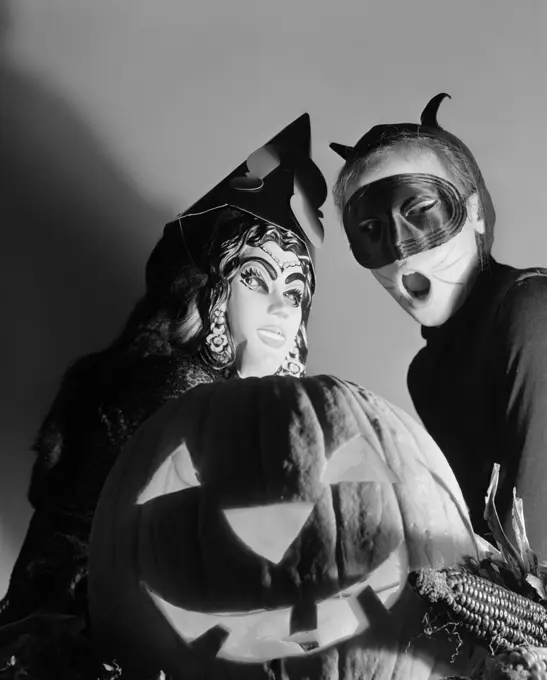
[[239, 256, 278, 280], [239, 255, 304, 284], [285, 271, 306, 285]]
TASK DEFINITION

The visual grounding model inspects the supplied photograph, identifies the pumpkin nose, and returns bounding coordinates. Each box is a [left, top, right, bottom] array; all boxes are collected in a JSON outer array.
[[223, 501, 315, 564], [223, 435, 397, 565], [137, 442, 201, 505]]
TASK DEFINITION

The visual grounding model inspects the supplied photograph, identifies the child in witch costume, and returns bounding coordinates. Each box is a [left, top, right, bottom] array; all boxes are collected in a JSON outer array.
[[0, 114, 326, 674], [330, 94, 547, 558]]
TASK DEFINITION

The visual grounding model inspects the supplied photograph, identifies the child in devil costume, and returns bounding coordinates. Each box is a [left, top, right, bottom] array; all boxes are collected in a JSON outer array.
[[330, 94, 547, 556], [0, 113, 326, 659]]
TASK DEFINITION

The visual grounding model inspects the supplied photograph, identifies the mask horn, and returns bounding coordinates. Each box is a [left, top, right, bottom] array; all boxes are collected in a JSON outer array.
[[329, 142, 355, 160], [420, 92, 451, 128]]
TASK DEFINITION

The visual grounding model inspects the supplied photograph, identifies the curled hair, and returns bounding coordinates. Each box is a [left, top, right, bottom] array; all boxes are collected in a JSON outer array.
[[332, 130, 496, 268]]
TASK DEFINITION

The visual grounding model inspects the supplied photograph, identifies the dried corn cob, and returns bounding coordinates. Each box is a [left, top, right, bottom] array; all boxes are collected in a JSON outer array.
[[499, 646, 547, 679], [466, 646, 547, 679], [409, 567, 547, 652]]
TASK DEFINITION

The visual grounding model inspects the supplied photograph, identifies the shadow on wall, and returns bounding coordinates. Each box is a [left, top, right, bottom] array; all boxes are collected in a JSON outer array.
[[0, 4, 173, 593]]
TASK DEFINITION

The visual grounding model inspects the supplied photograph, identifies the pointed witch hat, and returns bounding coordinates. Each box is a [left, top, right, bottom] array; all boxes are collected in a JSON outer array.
[[163, 114, 327, 276]]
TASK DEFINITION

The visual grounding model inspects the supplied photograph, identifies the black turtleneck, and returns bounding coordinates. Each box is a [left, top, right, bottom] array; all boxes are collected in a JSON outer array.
[[408, 258, 547, 549]]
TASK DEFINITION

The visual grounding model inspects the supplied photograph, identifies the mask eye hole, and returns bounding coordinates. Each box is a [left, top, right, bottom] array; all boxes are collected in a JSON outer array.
[[405, 198, 439, 219], [357, 219, 382, 239]]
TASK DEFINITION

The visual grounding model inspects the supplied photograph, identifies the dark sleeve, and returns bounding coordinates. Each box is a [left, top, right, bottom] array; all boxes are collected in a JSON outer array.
[[2, 353, 210, 622], [494, 275, 547, 558], [27, 354, 111, 511], [29, 353, 218, 512], [3, 361, 114, 622]]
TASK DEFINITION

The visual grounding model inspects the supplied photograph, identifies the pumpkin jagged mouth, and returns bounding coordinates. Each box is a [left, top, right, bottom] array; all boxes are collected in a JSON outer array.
[[145, 541, 408, 663]]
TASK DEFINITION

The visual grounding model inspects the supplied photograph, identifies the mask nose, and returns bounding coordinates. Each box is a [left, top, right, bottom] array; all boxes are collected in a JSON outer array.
[[268, 290, 290, 318], [389, 213, 421, 261]]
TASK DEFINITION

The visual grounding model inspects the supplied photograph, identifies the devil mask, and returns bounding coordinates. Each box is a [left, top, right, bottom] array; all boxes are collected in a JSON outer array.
[[330, 93, 491, 269]]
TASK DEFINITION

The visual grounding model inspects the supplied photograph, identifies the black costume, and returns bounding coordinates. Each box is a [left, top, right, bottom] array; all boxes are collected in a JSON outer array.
[[408, 259, 547, 542]]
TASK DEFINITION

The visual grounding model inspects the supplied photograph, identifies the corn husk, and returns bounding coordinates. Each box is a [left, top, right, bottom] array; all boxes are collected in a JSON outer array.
[[473, 463, 547, 602]]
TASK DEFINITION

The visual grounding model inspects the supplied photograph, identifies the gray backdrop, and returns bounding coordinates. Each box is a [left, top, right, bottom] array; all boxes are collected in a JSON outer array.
[[1, 0, 546, 596]]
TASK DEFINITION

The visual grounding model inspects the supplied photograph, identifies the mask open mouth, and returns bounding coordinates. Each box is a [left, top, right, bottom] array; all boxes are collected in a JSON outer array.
[[402, 272, 431, 302]]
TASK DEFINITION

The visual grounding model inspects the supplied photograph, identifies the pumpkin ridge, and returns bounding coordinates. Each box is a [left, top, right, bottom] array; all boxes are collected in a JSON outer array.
[[340, 383, 390, 469], [325, 381, 372, 589], [384, 401, 469, 513], [344, 392, 421, 645], [329, 384, 405, 592], [382, 411, 433, 572], [380, 398, 476, 564], [295, 377, 341, 591], [418, 463, 475, 551], [310, 376, 354, 458], [313, 378, 347, 589], [330, 483, 344, 592]]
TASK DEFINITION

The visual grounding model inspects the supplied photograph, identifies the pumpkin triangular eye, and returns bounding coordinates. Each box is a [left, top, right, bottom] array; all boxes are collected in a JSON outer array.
[[137, 442, 200, 505], [223, 502, 315, 564], [322, 435, 397, 485], [172, 444, 201, 488]]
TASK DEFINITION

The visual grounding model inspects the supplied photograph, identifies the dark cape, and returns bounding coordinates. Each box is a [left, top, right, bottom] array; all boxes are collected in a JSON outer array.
[[408, 258, 547, 543], [0, 350, 223, 678]]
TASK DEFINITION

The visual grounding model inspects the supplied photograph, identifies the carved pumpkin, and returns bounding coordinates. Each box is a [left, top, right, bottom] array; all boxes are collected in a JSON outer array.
[[89, 375, 479, 680]]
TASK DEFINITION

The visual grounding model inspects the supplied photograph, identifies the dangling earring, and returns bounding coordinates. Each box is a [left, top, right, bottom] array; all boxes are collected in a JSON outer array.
[[279, 342, 306, 378], [204, 307, 230, 359]]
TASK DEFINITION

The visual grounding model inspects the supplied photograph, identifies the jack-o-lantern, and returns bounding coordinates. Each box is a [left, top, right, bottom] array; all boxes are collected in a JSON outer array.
[[89, 375, 479, 679]]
